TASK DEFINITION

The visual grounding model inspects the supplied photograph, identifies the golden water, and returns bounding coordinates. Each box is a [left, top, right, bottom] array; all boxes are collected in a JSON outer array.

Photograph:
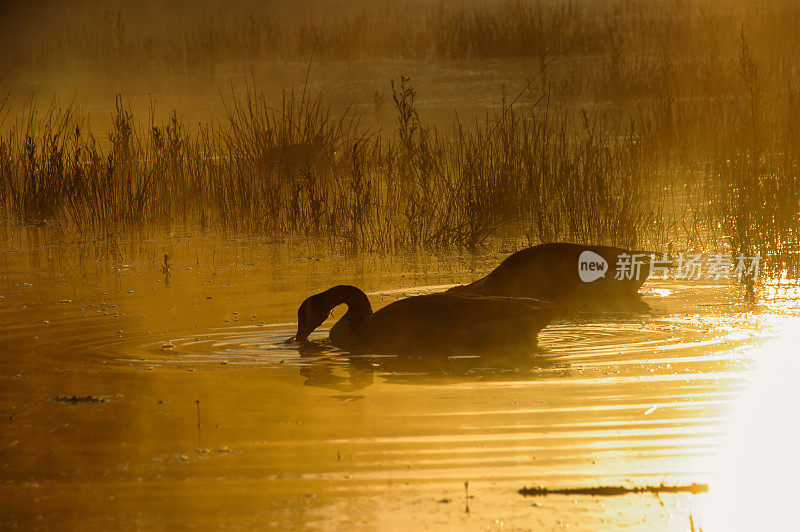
[[1, 230, 798, 530]]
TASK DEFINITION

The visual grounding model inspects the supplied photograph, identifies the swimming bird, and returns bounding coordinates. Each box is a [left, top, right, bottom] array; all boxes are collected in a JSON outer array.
[[447, 243, 663, 309], [295, 285, 554, 354]]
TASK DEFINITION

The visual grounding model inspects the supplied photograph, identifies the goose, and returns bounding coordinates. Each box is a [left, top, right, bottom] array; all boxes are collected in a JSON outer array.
[[295, 285, 554, 354], [447, 243, 663, 309]]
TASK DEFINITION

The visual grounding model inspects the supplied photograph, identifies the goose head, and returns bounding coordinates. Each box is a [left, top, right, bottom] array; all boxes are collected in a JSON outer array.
[[294, 285, 374, 342], [295, 293, 329, 341]]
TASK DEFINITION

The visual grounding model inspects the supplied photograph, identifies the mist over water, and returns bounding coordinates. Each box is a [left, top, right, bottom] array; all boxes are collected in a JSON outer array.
[[2, 1, 799, 529]]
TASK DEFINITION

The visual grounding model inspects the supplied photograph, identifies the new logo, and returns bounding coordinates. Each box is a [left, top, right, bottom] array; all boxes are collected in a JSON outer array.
[[578, 250, 608, 282]]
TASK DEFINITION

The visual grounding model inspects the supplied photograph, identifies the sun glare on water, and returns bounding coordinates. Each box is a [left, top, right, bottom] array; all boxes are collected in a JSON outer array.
[[697, 313, 800, 530]]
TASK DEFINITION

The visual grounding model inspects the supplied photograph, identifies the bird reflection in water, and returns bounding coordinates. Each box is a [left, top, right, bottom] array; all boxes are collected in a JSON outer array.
[[294, 339, 569, 392]]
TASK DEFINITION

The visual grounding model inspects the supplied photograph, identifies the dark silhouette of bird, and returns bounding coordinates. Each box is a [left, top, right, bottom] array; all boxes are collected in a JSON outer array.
[[447, 243, 663, 310], [295, 285, 554, 354]]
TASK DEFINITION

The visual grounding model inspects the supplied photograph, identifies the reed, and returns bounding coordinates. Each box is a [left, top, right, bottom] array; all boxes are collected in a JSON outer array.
[[2, 0, 799, 273], [0, 79, 662, 251]]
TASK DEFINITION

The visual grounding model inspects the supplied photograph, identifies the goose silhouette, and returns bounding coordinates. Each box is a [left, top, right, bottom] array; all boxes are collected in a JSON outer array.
[[295, 285, 554, 354], [447, 243, 662, 309]]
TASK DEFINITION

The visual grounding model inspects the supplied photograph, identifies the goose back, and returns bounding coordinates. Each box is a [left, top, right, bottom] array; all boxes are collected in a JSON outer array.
[[448, 243, 657, 307], [337, 292, 554, 353]]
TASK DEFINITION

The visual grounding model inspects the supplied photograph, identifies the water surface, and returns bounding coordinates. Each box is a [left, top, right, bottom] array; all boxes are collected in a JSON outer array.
[[2, 230, 798, 530]]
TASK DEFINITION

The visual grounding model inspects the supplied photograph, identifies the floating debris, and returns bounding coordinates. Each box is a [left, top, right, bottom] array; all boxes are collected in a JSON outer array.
[[518, 483, 709, 497], [50, 395, 105, 404], [331, 395, 365, 402]]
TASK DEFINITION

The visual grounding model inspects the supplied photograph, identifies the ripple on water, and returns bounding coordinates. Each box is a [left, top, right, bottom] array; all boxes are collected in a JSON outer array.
[[116, 307, 761, 387], [100, 289, 771, 500]]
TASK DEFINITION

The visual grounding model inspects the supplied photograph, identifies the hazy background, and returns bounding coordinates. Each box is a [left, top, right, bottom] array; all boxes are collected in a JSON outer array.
[[4, 0, 795, 136], [1, 0, 798, 256], [2, 0, 528, 132]]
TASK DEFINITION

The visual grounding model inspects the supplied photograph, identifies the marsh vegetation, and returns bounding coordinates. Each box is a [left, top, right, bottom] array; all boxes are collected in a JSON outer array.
[[2, 0, 798, 277], [2, 2, 800, 529]]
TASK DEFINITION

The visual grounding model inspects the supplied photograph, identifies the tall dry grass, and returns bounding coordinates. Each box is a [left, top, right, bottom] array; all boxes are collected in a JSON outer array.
[[2, 59, 798, 264], [0, 78, 660, 251], [2, 1, 799, 275]]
